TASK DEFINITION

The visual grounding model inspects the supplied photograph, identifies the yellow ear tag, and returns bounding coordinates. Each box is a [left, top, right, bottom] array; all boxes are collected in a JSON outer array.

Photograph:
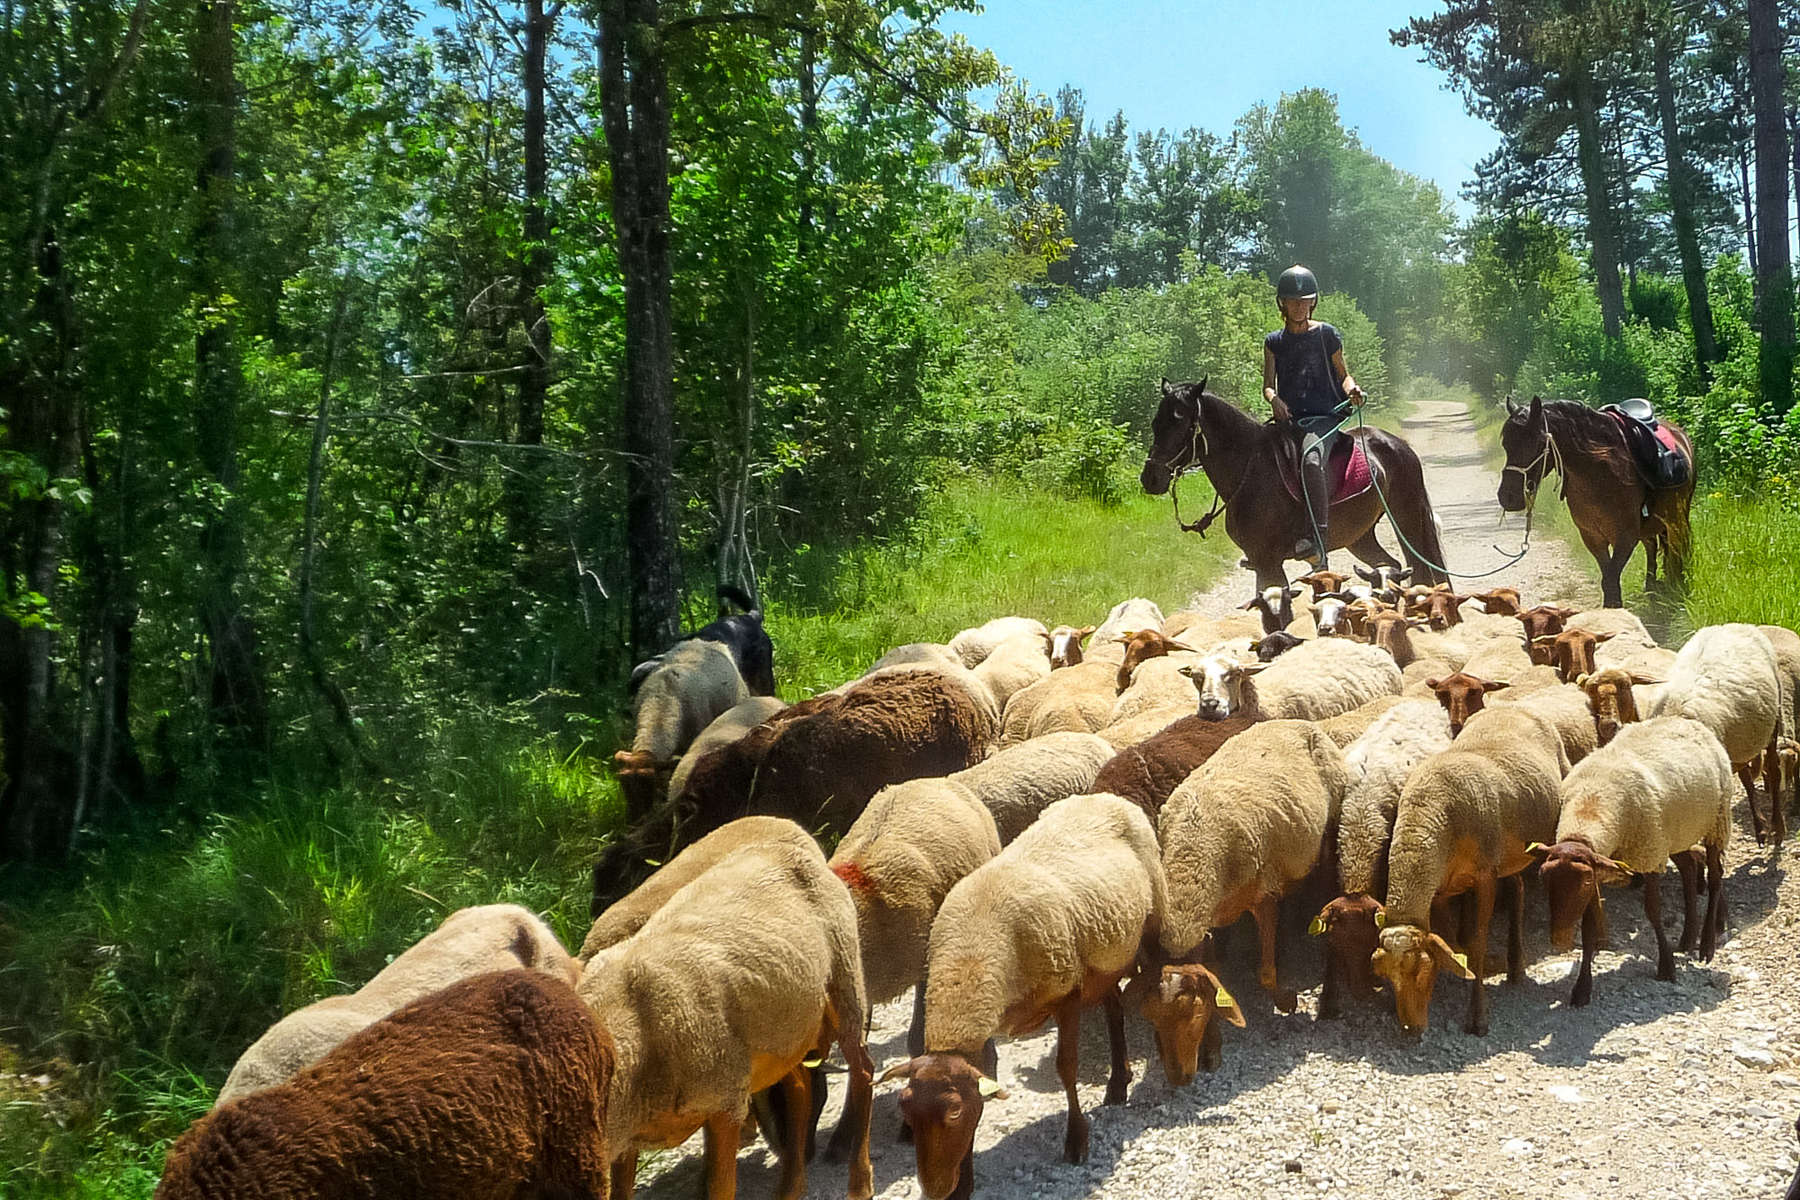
[[1215, 986, 1237, 1009], [976, 1076, 1004, 1098], [1452, 953, 1469, 970], [1373, 910, 1387, 929], [801, 1054, 825, 1069], [1612, 860, 1635, 874], [1308, 916, 1328, 936], [1526, 842, 1547, 854]]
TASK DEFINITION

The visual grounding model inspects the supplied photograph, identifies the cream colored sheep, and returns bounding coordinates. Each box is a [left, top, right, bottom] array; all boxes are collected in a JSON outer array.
[[580, 836, 874, 1200], [1565, 607, 1657, 649], [970, 629, 1053, 714], [1757, 624, 1800, 742], [1183, 637, 1402, 722], [1537, 716, 1733, 1007], [949, 731, 1116, 843], [1111, 652, 1204, 725], [1459, 635, 1537, 682], [1156, 720, 1348, 1022], [949, 616, 1049, 669], [1165, 610, 1264, 645], [218, 905, 578, 1106], [1086, 598, 1166, 664], [1648, 623, 1784, 843], [1316, 693, 1409, 748], [1312, 699, 1452, 1019], [1454, 608, 1530, 643], [881, 793, 1165, 1196], [667, 696, 788, 806], [1372, 706, 1564, 1037], [578, 816, 815, 962], [1364, 611, 1469, 671], [1491, 681, 1598, 768], [621, 639, 748, 765], [1000, 660, 1118, 743], [867, 642, 962, 674]]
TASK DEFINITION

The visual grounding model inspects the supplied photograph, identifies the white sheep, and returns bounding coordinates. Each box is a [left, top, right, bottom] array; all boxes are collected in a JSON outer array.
[[578, 815, 814, 962], [1491, 680, 1599, 768], [948, 731, 1116, 843], [880, 793, 1165, 1196], [970, 628, 1053, 714], [1316, 693, 1409, 748], [1000, 660, 1118, 743], [1313, 699, 1454, 1017], [1372, 705, 1564, 1036], [579, 835, 874, 1200], [867, 642, 963, 674], [1155, 720, 1348, 1026], [1536, 715, 1733, 1007], [1183, 636, 1402, 722], [1111, 652, 1205, 725], [949, 616, 1049, 669], [666, 696, 788, 806], [217, 904, 578, 1106], [1165, 609, 1264, 645], [1097, 705, 1194, 750], [1648, 623, 1785, 843]]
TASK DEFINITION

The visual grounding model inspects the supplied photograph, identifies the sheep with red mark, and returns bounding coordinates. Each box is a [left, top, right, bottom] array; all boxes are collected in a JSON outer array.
[[1156, 720, 1349, 1025], [1183, 636, 1401, 722], [1535, 716, 1733, 1008], [615, 639, 750, 819], [1049, 624, 1096, 669], [580, 835, 874, 1200], [1648, 623, 1786, 844], [1312, 699, 1451, 1019], [948, 616, 1049, 669], [158, 970, 613, 1200], [580, 816, 815, 962], [217, 905, 578, 1107], [882, 793, 1166, 1198], [1372, 706, 1565, 1036], [952, 731, 1116, 843]]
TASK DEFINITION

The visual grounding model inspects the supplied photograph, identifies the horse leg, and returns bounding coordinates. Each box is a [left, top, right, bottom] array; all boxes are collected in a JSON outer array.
[[1577, 526, 1622, 609], [1347, 526, 1403, 573], [1643, 524, 1660, 591]]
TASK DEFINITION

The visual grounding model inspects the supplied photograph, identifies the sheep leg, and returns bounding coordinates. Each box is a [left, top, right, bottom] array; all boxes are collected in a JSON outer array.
[[1103, 984, 1131, 1105], [1644, 870, 1675, 983], [1740, 761, 1769, 845], [1199, 1013, 1223, 1074], [774, 1071, 812, 1200], [1673, 850, 1702, 954], [1765, 739, 1787, 844], [1318, 942, 1343, 1021], [702, 1112, 742, 1200], [1505, 873, 1526, 985], [907, 980, 927, 1058], [1701, 840, 1725, 962], [1571, 898, 1599, 1008], [1464, 874, 1494, 1036], [836, 1036, 875, 1200], [1054, 990, 1090, 1165], [611, 1154, 639, 1200], [1252, 894, 1297, 1013]]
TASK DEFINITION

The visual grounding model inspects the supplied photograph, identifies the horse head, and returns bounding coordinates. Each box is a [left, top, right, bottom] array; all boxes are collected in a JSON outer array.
[[1141, 376, 1209, 496], [1497, 395, 1549, 513]]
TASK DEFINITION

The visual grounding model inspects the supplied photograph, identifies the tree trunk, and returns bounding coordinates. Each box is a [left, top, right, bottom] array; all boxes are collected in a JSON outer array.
[[192, 0, 268, 757], [1570, 68, 1627, 339], [1742, 143, 1759, 291], [509, 0, 554, 546], [1654, 32, 1719, 376], [1750, 0, 1793, 414], [599, 0, 681, 661]]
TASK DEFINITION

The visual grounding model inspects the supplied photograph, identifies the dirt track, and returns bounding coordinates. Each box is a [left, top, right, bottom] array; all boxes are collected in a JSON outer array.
[[633, 397, 1800, 1200]]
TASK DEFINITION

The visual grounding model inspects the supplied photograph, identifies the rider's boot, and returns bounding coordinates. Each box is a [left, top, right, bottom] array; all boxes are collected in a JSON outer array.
[[1297, 435, 1332, 569]]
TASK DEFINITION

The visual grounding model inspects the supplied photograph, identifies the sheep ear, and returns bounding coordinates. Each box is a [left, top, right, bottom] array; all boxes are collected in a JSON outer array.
[[1481, 680, 1511, 692], [1427, 934, 1476, 979], [1629, 673, 1666, 686], [1167, 640, 1200, 653], [878, 1059, 918, 1084], [1392, 567, 1413, 581], [1236, 661, 1271, 675], [1237, 598, 1258, 611], [1077, 625, 1097, 638], [1161, 377, 1175, 397], [1596, 856, 1635, 884], [627, 659, 659, 693], [1249, 639, 1264, 653], [1525, 841, 1551, 861], [1355, 565, 1376, 582], [1373, 908, 1387, 929], [1424, 678, 1442, 691], [1573, 673, 1591, 687], [1177, 664, 1196, 678], [801, 1053, 826, 1068], [1196, 375, 1208, 394], [1594, 631, 1615, 643], [976, 1075, 1007, 1100]]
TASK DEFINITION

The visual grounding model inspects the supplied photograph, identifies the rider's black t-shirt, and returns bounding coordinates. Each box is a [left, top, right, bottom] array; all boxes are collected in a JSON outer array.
[[1264, 322, 1346, 421]]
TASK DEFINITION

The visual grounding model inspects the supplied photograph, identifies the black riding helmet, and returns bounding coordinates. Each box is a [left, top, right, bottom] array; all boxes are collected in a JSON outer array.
[[1276, 264, 1319, 302]]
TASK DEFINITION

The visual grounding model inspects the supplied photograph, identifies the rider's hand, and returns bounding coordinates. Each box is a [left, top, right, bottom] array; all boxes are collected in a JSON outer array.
[[1346, 384, 1365, 409], [1270, 396, 1292, 422]]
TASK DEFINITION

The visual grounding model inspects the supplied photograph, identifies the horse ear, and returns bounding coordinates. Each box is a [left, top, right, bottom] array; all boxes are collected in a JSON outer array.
[[1528, 396, 1543, 420], [1505, 396, 1521, 416], [1197, 375, 1208, 394], [1161, 377, 1174, 397]]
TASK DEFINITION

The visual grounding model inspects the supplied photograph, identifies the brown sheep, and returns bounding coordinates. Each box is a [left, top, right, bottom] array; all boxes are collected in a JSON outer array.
[[1297, 569, 1352, 599], [157, 971, 613, 1200], [1517, 605, 1577, 663], [1049, 624, 1096, 669], [1115, 629, 1200, 692], [1424, 671, 1511, 736], [1576, 666, 1660, 745], [1536, 627, 1615, 683], [1469, 587, 1523, 616], [1089, 715, 1261, 823]]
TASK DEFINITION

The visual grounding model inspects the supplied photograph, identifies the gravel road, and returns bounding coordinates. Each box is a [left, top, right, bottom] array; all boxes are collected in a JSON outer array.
[[632, 398, 1800, 1200]]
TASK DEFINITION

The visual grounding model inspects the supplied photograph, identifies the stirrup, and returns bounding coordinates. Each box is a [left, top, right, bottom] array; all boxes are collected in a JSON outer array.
[[1294, 538, 1325, 567]]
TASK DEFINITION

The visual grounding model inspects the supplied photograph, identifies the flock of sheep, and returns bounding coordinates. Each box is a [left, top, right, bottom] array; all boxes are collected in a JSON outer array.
[[152, 568, 1800, 1200]]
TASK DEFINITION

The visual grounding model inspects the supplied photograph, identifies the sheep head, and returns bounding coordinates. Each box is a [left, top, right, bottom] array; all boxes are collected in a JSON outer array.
[[1421, 589, 1465, 631], [1469, 588, 1522, 616], [1049, 625, 1097, 669], [1239, 585, 1300, 635], [1313, 596, 1351, 637], [1371, 923, 1473, 1034], [1426, 672, 1510, 736], [1181, 656, 1265, 720], [1541, 628, 1614, 682], [1574, 667, 1656, 745], [1311, 894, 1383, 1003], [1298, 569, 1350, 599], [1135, 963, 1245, 1087], [1535, 839, 1633, 953], [1252, 631, 1306, 662], [881, 1053, 1004, 1200], [1117, 629, 1199, 692], [1517, 605, 1576, 659]]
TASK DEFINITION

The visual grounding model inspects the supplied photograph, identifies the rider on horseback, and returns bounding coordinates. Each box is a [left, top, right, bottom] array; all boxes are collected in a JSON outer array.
[[1262, 265, 1365, 568]]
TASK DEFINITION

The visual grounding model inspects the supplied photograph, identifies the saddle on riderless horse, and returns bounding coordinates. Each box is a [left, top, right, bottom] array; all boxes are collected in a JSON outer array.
[[1600, 397, 1691, 490]]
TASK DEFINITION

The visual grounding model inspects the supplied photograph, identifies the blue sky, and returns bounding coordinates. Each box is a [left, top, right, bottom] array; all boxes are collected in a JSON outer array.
[[937, 0, 1499, 215]]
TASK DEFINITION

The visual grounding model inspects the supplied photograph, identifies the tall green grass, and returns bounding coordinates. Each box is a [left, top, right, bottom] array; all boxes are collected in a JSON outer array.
[[0, 472, 1232, 1198]]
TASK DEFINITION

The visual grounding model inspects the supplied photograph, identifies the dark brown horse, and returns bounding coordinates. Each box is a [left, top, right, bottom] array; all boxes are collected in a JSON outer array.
[[1140, 378, 1449, 595], [1496, 397, 1695, 609]]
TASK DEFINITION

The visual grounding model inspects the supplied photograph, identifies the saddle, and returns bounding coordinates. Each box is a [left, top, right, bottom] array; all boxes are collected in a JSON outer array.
[[1273, 426, 1374, 505], [1600, 399, 1690, 490]]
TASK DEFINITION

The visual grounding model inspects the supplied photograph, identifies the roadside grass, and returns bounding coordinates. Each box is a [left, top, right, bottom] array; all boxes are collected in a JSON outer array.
[[0, 471, 1233, 1198]]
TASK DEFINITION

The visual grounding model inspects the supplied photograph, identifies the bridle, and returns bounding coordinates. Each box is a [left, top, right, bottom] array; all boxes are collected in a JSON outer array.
[[1153, 402, 1238, 537], [1501, 408, 1566, 502]]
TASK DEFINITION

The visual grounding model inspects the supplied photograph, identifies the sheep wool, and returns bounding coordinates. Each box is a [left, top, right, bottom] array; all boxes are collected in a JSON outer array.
[[1648, 623, 1781, 766], [949, 732, 1116, 844], [1317, 694, 1409, 748], [970, 630, 1054, 715], [666, 696, 788, 806], [1157, 720, 1349, 957], [217, 905, 578, 1107], [159, 970, 613, 1200], [830, 779, 1002, 1004], [1555, 716, 1733, 873], [1339, 699, 1453, 895], [1086, 598, 1167, 665], [627, 639, 749, 763], [922, 792, 1165, 1056], [1000, 660, 1119, 744], [949, 616, 1049, 670], [1195, 637, 1401, 722], [1091, 715, 1261, 824]]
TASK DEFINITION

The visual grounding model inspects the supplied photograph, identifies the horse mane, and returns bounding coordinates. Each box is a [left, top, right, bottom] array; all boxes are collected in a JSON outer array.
[[1543, 400, 1631, 465]]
